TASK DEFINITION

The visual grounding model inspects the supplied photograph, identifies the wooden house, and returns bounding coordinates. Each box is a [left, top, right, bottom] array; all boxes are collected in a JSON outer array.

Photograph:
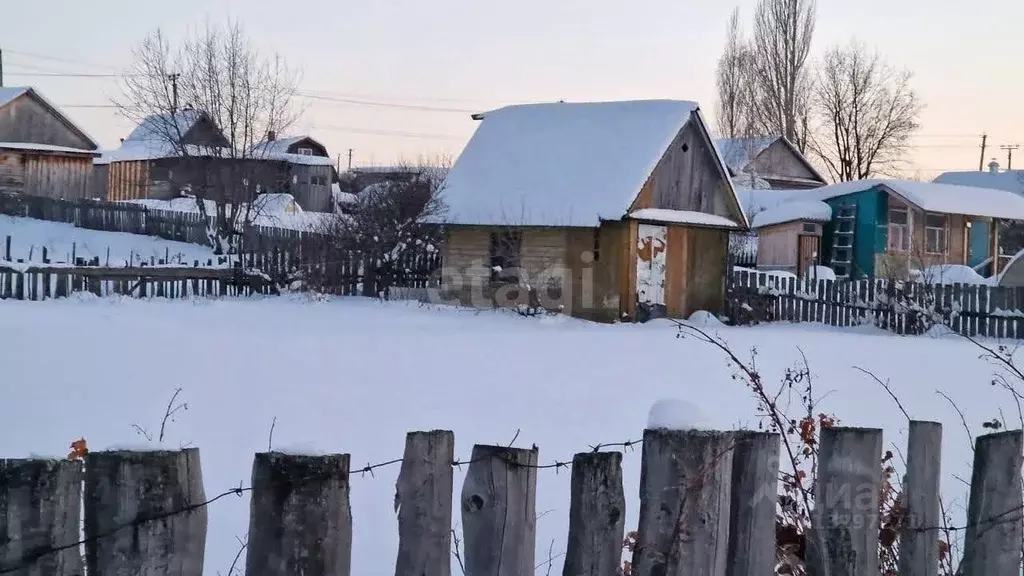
[[753, 179, 1024, 281], [750, 200, 832, 277], [250, 133, 336, 212], [0, 87, 100, 199], [437, 100, 749, 323], [715, 136, 827, 190]]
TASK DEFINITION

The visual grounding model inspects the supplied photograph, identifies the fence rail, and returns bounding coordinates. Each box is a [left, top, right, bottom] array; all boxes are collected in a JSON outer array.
[[0, 422, 1019, 576], [727, 270, 1024, 338]]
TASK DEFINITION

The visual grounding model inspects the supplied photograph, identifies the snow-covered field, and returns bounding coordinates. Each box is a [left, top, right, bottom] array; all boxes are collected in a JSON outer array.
[[0, 295, 1016, 574], [0, 215, 218, 266]]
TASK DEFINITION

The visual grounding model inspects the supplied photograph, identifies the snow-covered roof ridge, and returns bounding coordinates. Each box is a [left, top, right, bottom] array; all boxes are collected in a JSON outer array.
[[0, 142, 99, 156], [125, 110, 206, 143], [750, 200, 832, 229], [439, 99, 746, 228], [778, 178, 1024, 221], [934, 170, 1024, 195]]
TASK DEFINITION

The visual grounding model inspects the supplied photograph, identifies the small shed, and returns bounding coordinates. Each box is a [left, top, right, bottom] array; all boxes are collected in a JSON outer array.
[[437, 99, 749, 322], [750, 200, 832, 277], [0, 87, 100, 199]]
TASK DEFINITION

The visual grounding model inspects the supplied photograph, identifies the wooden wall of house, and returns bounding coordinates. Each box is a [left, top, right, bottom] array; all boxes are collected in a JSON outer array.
[[289, 165, 333, 212], [89, 164, 109, 199], [106, 161, 152, 201], [0, 152, 24, 194], [749, 140, 821, 183], [684, 227, 729, 315], [632, 117, 737, 221], [22, 155, 92, 200], [756, 222, 803, 271], [0, 95, 94, 150], [875, 200, 970, 278]]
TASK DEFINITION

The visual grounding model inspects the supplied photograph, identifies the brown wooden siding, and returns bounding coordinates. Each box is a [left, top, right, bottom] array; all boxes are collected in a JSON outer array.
[[106, 161, 152, 201], [639, 119, 735, 219], [684, 227, 729, 315], [664, 226, 689, 317], [0, 153, 24, 194], [748, 140, 822, 183], [755, 221, 823, 272], [878, 197, 970, 278], [23, 155, 92, 200], [0, 94, 94, 150]]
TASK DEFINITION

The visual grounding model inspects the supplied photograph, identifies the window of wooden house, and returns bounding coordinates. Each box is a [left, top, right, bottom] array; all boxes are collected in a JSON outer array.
[[802, 223, 817, 233], [310, 174, 327, 186], [887, 204, 911, 252], [297, 147, 314, 156], [489, 231, 522, 282], [925, 213, 949, 254]]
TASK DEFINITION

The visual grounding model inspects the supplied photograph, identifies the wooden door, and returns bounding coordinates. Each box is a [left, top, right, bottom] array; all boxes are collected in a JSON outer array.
[[636, 223, 668, 321], [797, 234, 820, 278]]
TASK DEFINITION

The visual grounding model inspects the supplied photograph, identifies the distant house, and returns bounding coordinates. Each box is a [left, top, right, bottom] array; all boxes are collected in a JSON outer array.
[[716, 136, 827, 191], [934, 160, 1024, 273], [0, 87, 100, 199], [438, 99, 749, 323], [249, 133, 336, 212], [750, 179, 1024, 280]]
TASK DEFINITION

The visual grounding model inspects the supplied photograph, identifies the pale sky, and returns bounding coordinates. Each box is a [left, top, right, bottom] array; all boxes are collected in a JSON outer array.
[[2, 0, 1021, 179]]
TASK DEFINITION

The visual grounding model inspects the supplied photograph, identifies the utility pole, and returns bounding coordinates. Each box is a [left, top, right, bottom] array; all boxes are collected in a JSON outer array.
[[979, 133, 988, 171], [1001, 144, 1020, 170], [168, 73, 180, 113], [347, 148, 353, 170], [0, 48, 5, 88]]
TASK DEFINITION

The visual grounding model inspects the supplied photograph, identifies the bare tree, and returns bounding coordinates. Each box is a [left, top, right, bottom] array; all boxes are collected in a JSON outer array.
[[810, 41, 921, 182], [311, 161, 448, 298], [115, 23, 301, 254], [748, 0, 817, 151], [715, 8, 755, 139]]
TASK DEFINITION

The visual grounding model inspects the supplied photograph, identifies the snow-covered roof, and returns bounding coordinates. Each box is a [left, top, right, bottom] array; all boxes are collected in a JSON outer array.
[[440, 99, 743, 227], [0, 142, 99, 156], [251, 136, 334, 166], [94, 142, 231, 165], [0, 87, 29, 108], [253, 193, 303, 214], [750, 200, 832, 228], [715, 137, 777, 173], [627, 208, 741, 229], [782, 179, 1024, 221], [125, 110, 205, 143], [934, 170, 1024, 195], [331, 183, 357, 205]]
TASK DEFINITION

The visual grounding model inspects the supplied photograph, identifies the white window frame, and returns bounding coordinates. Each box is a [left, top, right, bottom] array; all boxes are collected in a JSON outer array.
[[297, 147, 314, 156], [887, 204, 912, 252], [925, 212, 949, 255]]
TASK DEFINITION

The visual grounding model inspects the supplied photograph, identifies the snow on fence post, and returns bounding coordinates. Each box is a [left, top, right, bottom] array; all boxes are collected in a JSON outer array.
[[460, 444, 538, 576], [562, 451, 626, 576], [725, 431, 780, 576], [960, 430, 1023, 576], [0, 458, 84, 575], [806, 427, 883, 576], [84, 449, 207, 576], [245, 452, 352, 576], [632, 429, 734, 576], [898, 421, 942, 576], [394, 430, 455, 576]]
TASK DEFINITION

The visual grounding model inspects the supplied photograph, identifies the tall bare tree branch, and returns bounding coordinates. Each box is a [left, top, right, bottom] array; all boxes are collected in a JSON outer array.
[[715, 8, 756, 139]]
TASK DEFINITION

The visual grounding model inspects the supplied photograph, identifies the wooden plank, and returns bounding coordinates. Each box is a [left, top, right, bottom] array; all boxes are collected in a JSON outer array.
[[898, 421, 942, 576], [961, 430, 1024, 576], [726, 431, 780, 576], [394, 431, 455, 576], [563, 452, 626, 576]]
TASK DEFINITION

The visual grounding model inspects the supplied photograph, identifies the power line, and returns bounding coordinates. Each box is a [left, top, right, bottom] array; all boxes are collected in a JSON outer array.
[[4, 71, 135, 78], [3, 48, 122, 72], [314, 123, 464, 140], [296, 92, 475, 114]]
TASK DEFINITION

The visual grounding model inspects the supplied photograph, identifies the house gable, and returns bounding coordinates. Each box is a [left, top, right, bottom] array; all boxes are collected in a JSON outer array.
[[631, 111, 746, 226], [286, 137, 329, 157], [747, 139, 826, 186], [0, 90, 97, 150], [182, 115, 231, 148]]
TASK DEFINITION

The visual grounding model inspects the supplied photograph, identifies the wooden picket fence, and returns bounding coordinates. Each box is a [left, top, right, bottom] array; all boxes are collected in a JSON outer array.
[[0, 423, 1019, 576], [727, 269, 1024, 338]]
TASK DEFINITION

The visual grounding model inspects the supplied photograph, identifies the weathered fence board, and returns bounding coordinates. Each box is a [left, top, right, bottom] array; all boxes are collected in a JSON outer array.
[[961, 430, 1024, 576], [84, 449, 207, 576], [395, 431, 455, 576], [460, 445, 538, 576], [726, 431, 781, 576], [246, 452, 353, 576], [899, 421, 942, 576], [728, 270, 1024, 338], [563, 452, 626, 576], [0, 459, 84, 576]]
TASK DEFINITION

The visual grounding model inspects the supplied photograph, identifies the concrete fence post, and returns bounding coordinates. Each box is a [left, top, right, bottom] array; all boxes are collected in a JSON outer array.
[[806, 427, 883, 576], [460, 444, 538, 576], [0, 458, 84, 576], [245, 452, 353, 576], [562, 451, 626, 576], [395, 431, 455, 576], [632, 429, 734, 576], [961, 430, 1023, 576], [726, 431, 781, 576], [84, 449, 207, 576], [898, 421, 942, 576]]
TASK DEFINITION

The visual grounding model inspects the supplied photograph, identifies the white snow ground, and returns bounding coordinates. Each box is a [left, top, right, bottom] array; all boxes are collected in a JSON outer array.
[[0, 215, 218, 266], [0, 296, 1016, 574]]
